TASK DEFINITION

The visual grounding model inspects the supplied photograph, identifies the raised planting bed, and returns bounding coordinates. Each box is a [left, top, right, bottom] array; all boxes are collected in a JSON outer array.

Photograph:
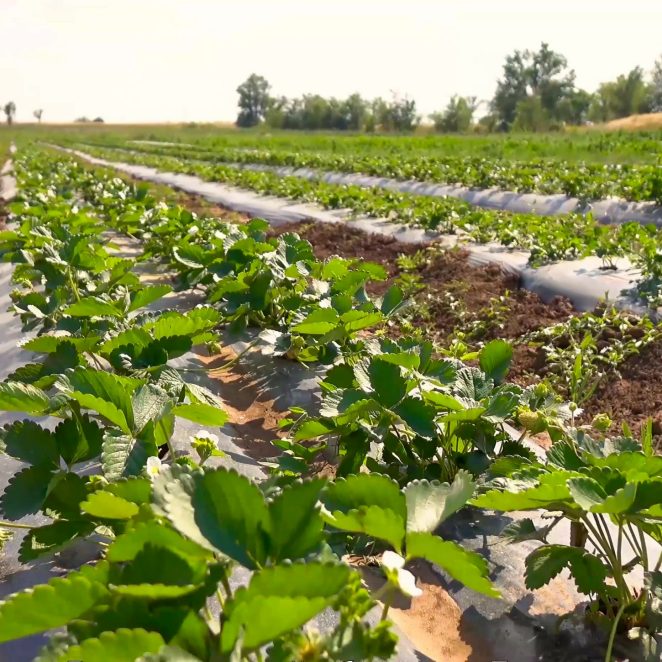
[[99, 137, 662, 210]]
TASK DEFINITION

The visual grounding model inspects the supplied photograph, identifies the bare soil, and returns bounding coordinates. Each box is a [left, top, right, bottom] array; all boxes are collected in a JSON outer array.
[[174, 191, 248, 223], [582, 338, 662, 445], [270, 221, 421, 273], [198, 347, 284, 461]]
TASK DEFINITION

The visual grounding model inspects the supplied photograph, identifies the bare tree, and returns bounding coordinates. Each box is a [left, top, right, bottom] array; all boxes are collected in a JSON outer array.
[[3, 102, 16, 125], [33, 109, 43, 123]]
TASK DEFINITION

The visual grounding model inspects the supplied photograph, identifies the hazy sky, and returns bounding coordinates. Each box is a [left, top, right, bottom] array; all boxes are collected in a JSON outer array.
[[2, 0, 661, 123]]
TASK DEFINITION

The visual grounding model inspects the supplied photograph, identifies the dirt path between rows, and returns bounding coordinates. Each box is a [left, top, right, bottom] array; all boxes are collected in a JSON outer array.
[[198, 347, 283, 461]]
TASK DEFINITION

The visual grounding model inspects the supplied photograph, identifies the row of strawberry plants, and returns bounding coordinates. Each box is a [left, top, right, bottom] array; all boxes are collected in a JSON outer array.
[[3, 147, 660, 659], [0, 148, 511, 659], [71, 149, 662, 657], [63, 143, 662, 309], [87, 137, 662, 204]]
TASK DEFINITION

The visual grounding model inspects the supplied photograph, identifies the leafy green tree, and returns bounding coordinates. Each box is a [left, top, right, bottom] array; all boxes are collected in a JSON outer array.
[[236, 74, 271, 128], [491, 43, 576, 130], [650, 55, 662, 112], [33, 109, 43, 123], [3, 101, 16, 125], [265, 92, 390, 132], [556, 88, 593, 125], [512, 96, 549, 132], [300, 94, 333, 130], [264, 95, 288, 129], [589, 67, 651, 122], [370, 96, 389, 130], [378, 94, 420, 132], [342, 93, 368, 131], [430, 95, 478, 133]]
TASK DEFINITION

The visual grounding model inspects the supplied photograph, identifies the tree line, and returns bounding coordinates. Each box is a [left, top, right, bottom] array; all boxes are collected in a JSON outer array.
[[236, 44, 662, 132], [236, 76, 420, 132]]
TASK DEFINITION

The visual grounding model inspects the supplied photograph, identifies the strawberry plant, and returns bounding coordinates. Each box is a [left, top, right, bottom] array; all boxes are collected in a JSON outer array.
[[472, 429, 662, 659], [278, 338, 544, 482], [0, 465, 498, 659]]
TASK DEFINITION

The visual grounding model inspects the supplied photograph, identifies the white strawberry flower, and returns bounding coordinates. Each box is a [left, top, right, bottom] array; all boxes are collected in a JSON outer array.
[[381, 551, 422, 598], [192, 430, 219, 446], [187, 225, 200, 236], [146, 456, 162, 479], [397, 567, 423, 598], [191, 430, 223, 465], [381, 550, 405, 570]]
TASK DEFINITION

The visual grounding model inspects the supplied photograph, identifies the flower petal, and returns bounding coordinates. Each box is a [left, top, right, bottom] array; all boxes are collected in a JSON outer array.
[[397, 568, 423, 598], [381, 550, 405, 570]]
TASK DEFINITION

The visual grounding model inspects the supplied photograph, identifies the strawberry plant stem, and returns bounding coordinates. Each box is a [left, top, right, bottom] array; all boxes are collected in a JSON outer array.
[[605, 601, 627, 662], [0, 520, 32, 529], [380, 594, 393, 622]]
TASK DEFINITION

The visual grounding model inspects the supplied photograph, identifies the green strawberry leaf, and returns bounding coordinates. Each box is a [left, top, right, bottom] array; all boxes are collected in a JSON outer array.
[[64, 297, 123, 318], [132, 384, 173, 434], [0, 563, 109, 643], [321, 473, 406, 552], [267, 479, 326, 561], [0, 420, 59, 468], [153, 467, 269, 568], [0, 465, 54, 519], [102, 430, 152, 481], [81, 491, 140, 520], [128, 285, 173, 313], [404, 471, 475, 533], [291, 308, 339, 335], [478, 340, 513, 385], [368, 359, 406, 408], [107, 521, 209, 563], [55, 628, 165, 661], [0, 381, 50, 414], [525, 544, 607, 595], [172, 403, 228, 426], [19, 520, 95, 562], [220, 563, 350, 653], [406, 531, 500, 598]]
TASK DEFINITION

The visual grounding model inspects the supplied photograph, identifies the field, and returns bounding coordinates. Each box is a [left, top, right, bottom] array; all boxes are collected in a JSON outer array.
[[0, 126, 661, 661]]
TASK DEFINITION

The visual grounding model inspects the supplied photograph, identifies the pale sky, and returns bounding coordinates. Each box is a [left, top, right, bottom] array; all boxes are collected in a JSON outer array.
[[2, 0, 662, 124]]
